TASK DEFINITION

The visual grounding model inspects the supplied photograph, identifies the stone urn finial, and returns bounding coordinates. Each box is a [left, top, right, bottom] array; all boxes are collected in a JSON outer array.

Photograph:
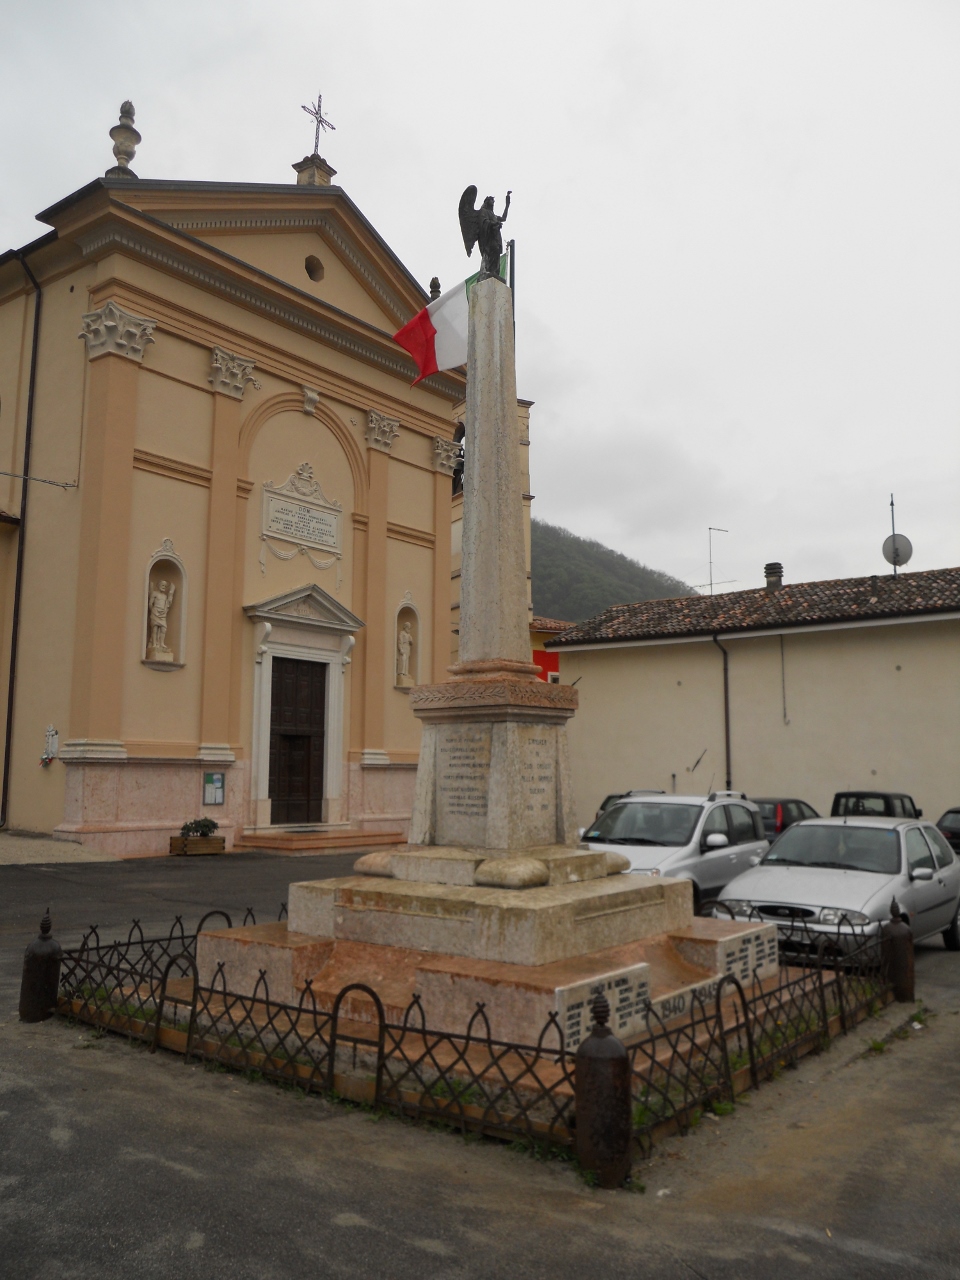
[[106, 100, 141, 179]]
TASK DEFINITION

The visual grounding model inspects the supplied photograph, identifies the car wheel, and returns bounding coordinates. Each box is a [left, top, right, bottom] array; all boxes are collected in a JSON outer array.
[[943, 903, 960, 952]]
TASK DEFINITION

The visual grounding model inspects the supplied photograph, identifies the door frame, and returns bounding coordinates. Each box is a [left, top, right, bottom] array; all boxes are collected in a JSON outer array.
[[251, 633, 349, 828]]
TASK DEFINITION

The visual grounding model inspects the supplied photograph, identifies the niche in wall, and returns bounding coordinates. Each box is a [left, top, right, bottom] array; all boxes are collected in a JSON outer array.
[[394, 595, 420, 690], [143, 539, 187, 671]]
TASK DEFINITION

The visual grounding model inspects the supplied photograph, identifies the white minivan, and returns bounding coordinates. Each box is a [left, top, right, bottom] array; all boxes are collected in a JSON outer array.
[[581, 791, 769, 910]]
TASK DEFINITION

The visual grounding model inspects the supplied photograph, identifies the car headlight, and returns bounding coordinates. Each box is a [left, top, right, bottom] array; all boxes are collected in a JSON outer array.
[[716, 899, 752, 917], [630, 867, 660, 876], [819, 908, 870, 925]]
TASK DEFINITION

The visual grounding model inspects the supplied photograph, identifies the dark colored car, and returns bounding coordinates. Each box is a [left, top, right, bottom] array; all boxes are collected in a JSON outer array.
[[937, 808, 960, 854], [592, 790, 665, 824], [831, 791, 921, 819], [751, 797, 819, 839]]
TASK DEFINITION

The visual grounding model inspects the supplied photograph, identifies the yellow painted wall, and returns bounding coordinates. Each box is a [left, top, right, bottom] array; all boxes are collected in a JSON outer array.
[[5, 265, 92, 831], [559, 619, 960, 828]]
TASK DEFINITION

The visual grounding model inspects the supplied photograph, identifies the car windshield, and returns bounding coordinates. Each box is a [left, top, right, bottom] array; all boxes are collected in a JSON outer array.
[[585, 802, 702, 846], [939, 811, 960, 833], [764, 824, 901, 874]]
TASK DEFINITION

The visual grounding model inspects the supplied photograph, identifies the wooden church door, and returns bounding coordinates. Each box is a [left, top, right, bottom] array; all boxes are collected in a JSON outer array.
[[269, 657, 326, 824]]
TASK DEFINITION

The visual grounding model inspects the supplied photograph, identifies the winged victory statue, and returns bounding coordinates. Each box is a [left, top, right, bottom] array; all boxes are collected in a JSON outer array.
[[458, 186, 511, 280]]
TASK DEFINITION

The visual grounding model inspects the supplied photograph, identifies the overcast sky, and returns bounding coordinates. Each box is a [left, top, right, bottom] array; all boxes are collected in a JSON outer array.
[[3, 1, 958, 593]]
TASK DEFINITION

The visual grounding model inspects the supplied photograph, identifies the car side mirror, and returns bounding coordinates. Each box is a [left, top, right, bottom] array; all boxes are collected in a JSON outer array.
[[910, 866, 934, 882], [916, 808, 923, 817], [748, 854, 762, 866], [577, 827, 585, 841], [703, 832, 729, 851]]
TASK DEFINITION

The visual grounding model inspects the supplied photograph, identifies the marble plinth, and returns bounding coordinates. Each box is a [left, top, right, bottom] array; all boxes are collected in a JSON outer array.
[[408, 678, 578, 850], [286, 872, 694, 967], [195, 916, 779, 1045]]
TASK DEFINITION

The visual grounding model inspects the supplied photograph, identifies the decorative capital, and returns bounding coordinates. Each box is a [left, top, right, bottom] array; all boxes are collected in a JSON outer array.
[[433, 436, 460, 476], [78, 300, 156, 362], [302, 386, 320, 415], [366, 410, 400, 453], [209, 347, 261, 399]]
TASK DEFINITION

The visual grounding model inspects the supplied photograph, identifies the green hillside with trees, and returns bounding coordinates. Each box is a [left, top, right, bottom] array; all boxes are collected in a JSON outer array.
[[531, 519, 693, 623]]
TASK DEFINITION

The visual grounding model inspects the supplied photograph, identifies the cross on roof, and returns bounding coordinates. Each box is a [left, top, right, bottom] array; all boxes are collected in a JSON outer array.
[[301, 93, 336, 156]]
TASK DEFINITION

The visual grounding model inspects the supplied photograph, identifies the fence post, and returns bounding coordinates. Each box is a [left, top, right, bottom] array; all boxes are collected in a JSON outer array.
[[882, 898, 915, 1003], [19, 909, 62, 1023], [574, 993, 632, 1189]]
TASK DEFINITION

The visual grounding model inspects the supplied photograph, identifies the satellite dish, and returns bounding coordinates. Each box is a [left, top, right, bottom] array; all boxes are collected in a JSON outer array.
[[882, 533, 913, 567]]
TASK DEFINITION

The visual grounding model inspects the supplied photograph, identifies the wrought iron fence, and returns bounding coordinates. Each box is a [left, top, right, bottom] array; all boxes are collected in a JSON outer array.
[[57, 906, 890, 1154]]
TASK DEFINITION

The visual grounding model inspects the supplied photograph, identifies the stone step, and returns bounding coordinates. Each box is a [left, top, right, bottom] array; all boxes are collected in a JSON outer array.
[[235, 829, 406, 853]]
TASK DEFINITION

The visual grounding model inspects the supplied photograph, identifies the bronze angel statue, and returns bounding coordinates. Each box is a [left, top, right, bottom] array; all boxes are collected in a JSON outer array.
[[458, 186, 511, 280]]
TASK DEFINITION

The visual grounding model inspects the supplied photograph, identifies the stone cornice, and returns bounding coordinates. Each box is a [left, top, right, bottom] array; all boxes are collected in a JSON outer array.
[[75, 216, 464, 400], [91, 277, 456, 444], [132, 449, 212, 487]]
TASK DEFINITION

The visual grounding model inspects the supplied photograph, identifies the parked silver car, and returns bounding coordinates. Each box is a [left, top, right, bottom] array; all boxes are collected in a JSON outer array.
[[714, 817, 960, 949], [580, 792, 769, 909]]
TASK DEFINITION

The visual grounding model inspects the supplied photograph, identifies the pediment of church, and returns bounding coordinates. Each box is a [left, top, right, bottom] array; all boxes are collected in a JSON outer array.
[[244, 584, 364, 633], [41, 181, 426, 336]]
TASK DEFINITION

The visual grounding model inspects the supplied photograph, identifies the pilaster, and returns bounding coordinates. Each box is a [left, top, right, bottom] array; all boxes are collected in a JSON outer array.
[[361, 409, 396, 753], [199, 348, 259, 760], [65, 303, 156, 756]]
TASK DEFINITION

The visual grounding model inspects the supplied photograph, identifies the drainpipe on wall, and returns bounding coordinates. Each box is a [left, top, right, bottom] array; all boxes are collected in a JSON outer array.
[[712, 634, 732, 791], [1, 252, 42, 828]]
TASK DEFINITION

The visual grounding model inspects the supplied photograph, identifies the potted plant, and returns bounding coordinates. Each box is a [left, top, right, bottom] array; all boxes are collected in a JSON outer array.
[[169, 818, 225, 857]]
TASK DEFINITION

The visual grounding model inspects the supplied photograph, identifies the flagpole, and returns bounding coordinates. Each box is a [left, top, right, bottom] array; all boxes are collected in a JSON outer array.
[[508, 238, 515, 341]]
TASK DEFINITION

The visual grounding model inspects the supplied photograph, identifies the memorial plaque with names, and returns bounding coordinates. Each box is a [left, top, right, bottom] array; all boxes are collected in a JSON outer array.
[[436, 724, 492, 846], [555, 962, 651, 1051], [721, 926, 778, 985], [516, 725, 558, 847]]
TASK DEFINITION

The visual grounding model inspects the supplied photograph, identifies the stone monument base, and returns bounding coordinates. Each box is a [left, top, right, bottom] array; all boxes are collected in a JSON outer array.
[[409, 674, 579, 850], [195, 913, 778, 1048]]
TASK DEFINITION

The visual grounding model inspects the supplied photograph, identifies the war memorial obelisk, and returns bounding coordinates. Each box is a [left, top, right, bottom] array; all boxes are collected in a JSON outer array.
[[197, 189, 778, 1046]]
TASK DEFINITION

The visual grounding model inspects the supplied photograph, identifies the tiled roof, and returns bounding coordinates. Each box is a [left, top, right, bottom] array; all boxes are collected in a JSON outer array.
[[531, 615, 574, 633], [546, 567, 960, 647]]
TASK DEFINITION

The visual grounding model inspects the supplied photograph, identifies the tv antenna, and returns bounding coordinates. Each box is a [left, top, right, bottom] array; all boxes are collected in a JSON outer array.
[[707, 527, 728, 596], [302, 92, 336, 156], [882, 493, 912, 577]]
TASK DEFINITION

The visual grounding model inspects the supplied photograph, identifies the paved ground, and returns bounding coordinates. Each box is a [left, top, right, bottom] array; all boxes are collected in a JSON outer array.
[[1, 855, 958, 1279], [0, 831, 112, 865]]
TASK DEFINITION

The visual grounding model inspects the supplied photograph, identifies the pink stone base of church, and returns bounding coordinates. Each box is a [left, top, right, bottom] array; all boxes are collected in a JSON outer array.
[[53, 758, 243, 856], [51, 756, 417, 856], [346, 760, 415, 839]]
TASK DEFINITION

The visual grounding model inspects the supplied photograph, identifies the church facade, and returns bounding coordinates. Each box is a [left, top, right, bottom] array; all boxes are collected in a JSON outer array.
[[0, 121, 519, 854]]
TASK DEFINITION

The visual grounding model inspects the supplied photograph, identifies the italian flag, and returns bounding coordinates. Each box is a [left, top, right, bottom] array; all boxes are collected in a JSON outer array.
[[393, 256, 507, 385]]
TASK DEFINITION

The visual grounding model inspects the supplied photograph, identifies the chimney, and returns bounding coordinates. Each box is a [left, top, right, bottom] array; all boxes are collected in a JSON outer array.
[[292, 154, 338, 186], [764, 561, 783, 592]]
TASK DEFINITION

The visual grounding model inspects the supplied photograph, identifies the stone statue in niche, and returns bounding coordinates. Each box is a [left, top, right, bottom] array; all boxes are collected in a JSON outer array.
[[147, 578, 176, 662], [396, 620, 414, 688]]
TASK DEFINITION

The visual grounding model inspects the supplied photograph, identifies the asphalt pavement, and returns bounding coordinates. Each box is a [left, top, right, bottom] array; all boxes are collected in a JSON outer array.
[[1, 854, 958, 1279]]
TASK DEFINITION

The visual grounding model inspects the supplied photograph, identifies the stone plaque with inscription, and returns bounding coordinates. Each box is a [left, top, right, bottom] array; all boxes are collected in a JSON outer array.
[[721, 927, 778, 985], [261, 464, 341, 555], [515, 725, 558, 847], [436, 724, 492, 846], [555, 962, 652, 1051]]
